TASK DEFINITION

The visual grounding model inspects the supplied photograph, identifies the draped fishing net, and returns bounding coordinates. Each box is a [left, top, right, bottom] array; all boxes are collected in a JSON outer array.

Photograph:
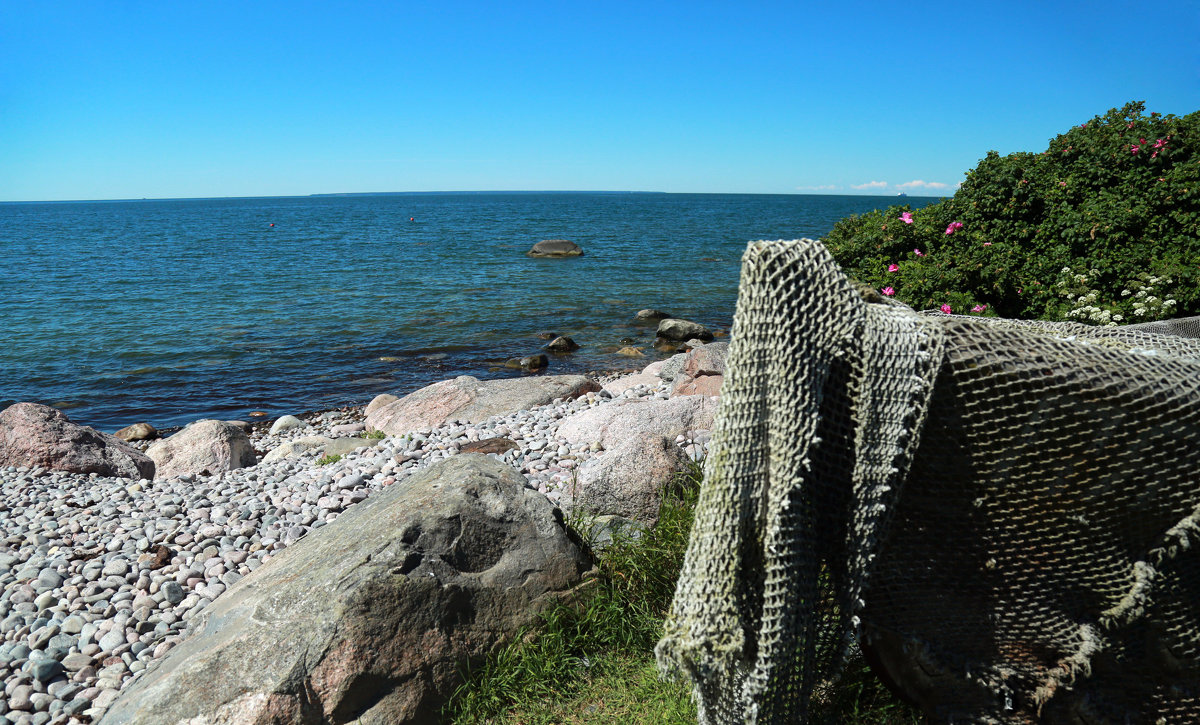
[[655, 238, 1200, 724]]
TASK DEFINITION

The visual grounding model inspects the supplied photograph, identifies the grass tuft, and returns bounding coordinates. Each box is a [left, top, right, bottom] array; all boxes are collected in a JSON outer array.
[[442, 457, 920, 724]]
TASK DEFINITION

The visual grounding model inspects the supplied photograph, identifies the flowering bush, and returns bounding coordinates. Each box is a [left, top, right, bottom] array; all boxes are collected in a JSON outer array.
[[823, 102, 1200, 323]]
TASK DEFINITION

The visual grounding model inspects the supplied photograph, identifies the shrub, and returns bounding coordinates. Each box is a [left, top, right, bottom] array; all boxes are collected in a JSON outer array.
[[824, 102, 1200, 323], [316, 453, 342, 465]]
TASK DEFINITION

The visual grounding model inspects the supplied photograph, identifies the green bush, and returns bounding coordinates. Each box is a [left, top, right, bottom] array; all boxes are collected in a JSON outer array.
[[824, 102, 1200, 323]]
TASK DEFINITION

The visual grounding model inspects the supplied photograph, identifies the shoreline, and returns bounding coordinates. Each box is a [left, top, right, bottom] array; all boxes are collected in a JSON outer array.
[[0, 359, 714, 722]]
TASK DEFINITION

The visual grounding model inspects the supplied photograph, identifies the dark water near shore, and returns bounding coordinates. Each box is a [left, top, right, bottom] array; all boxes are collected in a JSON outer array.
[[0, 192, 938, 430]]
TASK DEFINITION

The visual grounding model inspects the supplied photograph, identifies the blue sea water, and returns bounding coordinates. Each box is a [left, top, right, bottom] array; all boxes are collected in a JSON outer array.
[[0, 192, 937, 431]]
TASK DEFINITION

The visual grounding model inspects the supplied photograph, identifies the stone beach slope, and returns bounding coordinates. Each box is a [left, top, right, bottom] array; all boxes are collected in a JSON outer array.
[[0, 341, 727, 725]]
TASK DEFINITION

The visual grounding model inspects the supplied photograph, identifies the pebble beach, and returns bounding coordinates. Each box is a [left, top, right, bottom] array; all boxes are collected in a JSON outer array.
[[0, 374, 710, 724]]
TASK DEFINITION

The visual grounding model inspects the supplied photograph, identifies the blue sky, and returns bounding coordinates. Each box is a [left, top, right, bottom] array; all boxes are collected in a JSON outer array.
[[2, 1, 1196, 201]]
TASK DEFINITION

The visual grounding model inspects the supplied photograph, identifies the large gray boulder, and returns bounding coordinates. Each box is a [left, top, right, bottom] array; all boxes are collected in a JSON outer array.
[[0, 403, 155, 479], [99, 455, 590, 725], [366, 374, 600, 436], [146, 419, 257, 480], [561, 433, 693, 527], [556, 395, 718, 450], [656, 318, 714, 342]]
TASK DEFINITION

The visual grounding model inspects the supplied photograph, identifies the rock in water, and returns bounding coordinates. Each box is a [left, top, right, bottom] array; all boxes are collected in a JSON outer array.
[[636, 308, 671, 320], [526, 239, 583, 257], [505, 354, 549, 371], [113, 422, 159, 442], [656, 318, 715, 342], [366, 375, 599, 436], [0, 402, 155, 479], [545, 336, 580, 352], [146, 419, 257, 480], [97, 455, 590, 725]]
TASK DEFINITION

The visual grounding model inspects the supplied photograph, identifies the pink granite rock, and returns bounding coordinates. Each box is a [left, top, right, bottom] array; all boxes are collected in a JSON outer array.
[[0, 403, 155, 479], [560, 433, 693, 527], [366, 375, 600, 436], [556, 395, 717, 450], [146, 419, 257, 480]]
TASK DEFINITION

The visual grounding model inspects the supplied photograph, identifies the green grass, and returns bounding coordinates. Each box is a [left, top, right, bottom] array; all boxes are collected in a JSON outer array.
[[316, 453, 342, 465], [364, 428, 387, 440], [442, 460, 921, 724]]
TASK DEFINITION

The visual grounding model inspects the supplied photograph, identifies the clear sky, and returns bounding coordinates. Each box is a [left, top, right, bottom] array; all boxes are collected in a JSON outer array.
[[2, 1, 1197, 202]]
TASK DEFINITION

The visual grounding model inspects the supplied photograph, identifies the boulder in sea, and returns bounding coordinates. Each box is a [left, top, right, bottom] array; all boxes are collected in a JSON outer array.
[[535, 331, 559, 340], [527, 239, 584, 257], [366, 374, 600, 437], [556, 394, 718, 451], [268, 415, 306, 435], [545, 336, 580, 352], [636, 309, 671, 321], [113, 422, 159, 442], [146, 419, 257, 480], [0, 403, 155, 479], [656, 318, 715, 342], [97, 455, 591, 725], [560, 433, 693, 527], [615, 346, 645, 357], [504, 354, 548, 371]]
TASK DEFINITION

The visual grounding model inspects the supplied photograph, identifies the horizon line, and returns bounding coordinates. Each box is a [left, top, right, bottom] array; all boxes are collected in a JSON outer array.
[[0, 189, 948, 204]]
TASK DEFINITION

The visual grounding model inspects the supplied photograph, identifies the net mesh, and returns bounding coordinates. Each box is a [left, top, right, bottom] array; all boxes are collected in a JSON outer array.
[[656, 238, 1200, 724]]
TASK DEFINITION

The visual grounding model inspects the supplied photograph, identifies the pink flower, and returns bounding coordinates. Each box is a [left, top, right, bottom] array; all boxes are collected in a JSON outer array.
[[1154, 138, 1167, 148], [1131, 145, 1140, 154], [913, 248, 924, 256], [1151, 151, 1158, 159], [940, 304, 953, 314], [1080, 123, 1088, 128], [982, 242, 992, 246], [1139, 138, 1146, 144], [899, 211, 914, 224], [945, 221, 963, 235], [1059, 181, 1067, 186], [887, 264, 899, 272], [971, 304, 987, 313], [1127, 122, 1134, 129], [881, 286, 895, 296]]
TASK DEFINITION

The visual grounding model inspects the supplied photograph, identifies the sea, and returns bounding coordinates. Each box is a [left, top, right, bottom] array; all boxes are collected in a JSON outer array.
[[0, 192, 938, 431]]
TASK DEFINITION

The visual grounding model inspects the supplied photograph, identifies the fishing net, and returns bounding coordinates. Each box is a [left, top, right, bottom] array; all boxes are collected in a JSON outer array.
[[655, 238, 1200, 724]]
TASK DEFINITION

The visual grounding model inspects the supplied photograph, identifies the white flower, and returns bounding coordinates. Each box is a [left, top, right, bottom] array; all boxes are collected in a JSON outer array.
[[1122, 289, 1132, 296], [1113, 314, 1124, 321]]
